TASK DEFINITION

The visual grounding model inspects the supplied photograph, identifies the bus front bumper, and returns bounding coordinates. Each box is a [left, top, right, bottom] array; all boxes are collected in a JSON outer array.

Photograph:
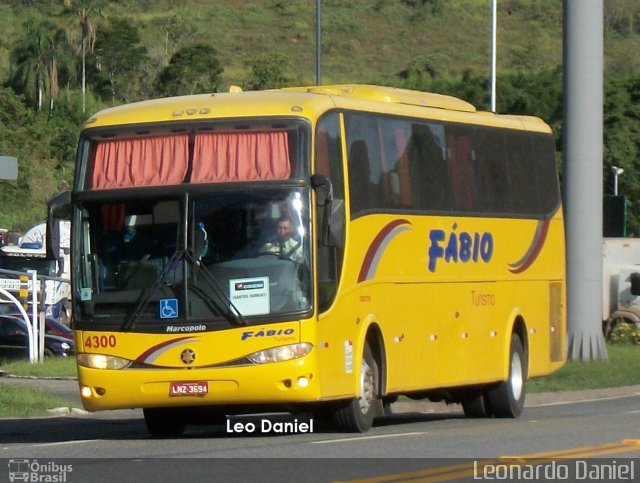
[[77, 356, 320, 412]]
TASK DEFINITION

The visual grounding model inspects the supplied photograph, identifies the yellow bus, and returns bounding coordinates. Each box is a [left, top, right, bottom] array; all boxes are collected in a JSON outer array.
[[50, 84, 565, 436]]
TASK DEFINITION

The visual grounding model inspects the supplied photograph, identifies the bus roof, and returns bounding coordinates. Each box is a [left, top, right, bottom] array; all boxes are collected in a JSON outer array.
[[84, 84, 551, 134], [281, 84, 477, 112]]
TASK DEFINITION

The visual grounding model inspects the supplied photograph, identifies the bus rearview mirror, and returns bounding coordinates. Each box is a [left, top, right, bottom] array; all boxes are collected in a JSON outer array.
[[324, 199, 345, 248], [311, 174, 333, 205], [46, 190, 71, 261]]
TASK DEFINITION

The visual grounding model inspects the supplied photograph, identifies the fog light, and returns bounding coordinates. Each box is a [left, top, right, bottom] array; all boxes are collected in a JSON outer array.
[[297, 377, 309, 388], [81, 386, 92, 398]]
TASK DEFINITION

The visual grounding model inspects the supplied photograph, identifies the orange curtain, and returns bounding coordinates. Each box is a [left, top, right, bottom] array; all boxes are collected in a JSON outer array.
[[100, 204, 125, 233], [91, 135, 189, 189], [192, 131, 291, 183]]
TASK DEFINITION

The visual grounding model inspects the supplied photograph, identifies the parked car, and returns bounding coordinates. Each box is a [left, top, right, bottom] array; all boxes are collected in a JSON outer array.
[[1, 311, 73, 341], [43, 317, 74, 341], [0, 315, 74, 359]]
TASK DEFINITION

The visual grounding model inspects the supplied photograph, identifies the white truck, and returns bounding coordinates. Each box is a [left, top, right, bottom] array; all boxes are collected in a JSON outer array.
[[0, 221, 71, 323], [602, 237, 640, 337]]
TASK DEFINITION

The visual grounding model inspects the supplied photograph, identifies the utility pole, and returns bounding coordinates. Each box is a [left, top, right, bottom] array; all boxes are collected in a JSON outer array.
[[563, 0, 607, 360], [490, 0, 497, 112], [316, 0, 322, 85]]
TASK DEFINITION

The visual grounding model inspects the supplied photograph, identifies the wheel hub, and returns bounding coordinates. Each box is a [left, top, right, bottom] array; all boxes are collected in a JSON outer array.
[[358, 359, 376, 414]]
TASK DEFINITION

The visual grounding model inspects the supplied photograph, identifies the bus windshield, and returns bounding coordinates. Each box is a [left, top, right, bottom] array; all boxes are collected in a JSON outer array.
[[75, 187, 312, 330]]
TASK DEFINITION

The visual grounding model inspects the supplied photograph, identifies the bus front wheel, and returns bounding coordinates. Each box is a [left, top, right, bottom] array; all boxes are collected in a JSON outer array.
[[486, 334, 527, 418], [462, 393, 491, 418], [334, 343, 380, 432], [143, 408, 186, 438]]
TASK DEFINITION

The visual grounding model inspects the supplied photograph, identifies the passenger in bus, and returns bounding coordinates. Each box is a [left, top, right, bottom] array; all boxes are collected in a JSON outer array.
[[259, 216, 303, 263]]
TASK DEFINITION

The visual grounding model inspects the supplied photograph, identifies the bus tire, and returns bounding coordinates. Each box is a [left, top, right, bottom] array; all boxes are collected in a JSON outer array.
[[334, 343, 379, 432], [143, 408, 186, 438], [486, 334, 527, 418], [462, 393, 491, 418]]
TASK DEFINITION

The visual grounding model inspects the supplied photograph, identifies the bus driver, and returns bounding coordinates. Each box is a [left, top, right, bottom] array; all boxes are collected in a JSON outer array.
[[259, 216, 304, 263]]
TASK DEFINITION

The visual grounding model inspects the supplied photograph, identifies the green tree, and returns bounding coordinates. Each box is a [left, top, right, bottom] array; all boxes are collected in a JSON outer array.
[[89, 17, 149, 103], [9, 17, 72, 112], [155, 43, 223, 97], [396, 66, 489, 110], [155, 14, 196, 67], [396, 64, 562, 133], [0, 87, 72, 229], [62, 0, 105, 113], [497, 68, 563, 131], [244, 53, 290, 91], [603, 76, 640, 235]]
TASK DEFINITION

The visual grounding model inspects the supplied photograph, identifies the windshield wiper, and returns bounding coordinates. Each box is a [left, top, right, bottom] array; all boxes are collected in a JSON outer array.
[[122, 250, 247, 332], [184, 249, 248, 327], [122, 250, 182, 332]]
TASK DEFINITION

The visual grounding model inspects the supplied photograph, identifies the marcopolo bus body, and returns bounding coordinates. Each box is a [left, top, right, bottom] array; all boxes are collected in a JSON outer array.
[[57, 84, 565, 436]]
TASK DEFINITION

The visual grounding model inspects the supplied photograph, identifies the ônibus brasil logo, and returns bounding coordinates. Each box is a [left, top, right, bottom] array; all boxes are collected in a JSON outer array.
[[8, 459, 73, 482]]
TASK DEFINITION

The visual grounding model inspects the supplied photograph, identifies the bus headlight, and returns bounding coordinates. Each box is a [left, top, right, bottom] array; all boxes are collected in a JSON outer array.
[[77, 353, 132, 370], [247, 343, 312, 364]]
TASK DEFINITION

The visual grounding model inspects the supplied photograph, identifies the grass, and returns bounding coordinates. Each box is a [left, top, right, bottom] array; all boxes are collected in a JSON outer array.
[[0, 357, 78, 417], [0, 383, 73, 418], [529, 344, 640, 393], [0, 345, 638, 418], [0, 1, 576, 92], [0, 356, 77, 378]]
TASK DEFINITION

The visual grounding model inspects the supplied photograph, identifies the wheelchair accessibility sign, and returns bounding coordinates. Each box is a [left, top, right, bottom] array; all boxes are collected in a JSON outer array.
[[160, 298, 178, 319]]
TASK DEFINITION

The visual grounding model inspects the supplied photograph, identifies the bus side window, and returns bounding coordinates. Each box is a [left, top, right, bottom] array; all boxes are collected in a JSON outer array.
[[378, 120, 412, 208], [475, 128, 510, 213], [315, 113, 345, 312], [348, 140, 370, 214], [409, 123, 450, 211], [507, 132, 538, 213], [447, 127, 476, 212], [391, 127, 413, 208], [531, 133, 561, 214], [345, 113, 385, 216]]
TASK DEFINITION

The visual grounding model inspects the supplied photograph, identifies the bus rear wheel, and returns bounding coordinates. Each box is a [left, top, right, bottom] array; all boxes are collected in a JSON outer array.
[[143, 408, 186, 438], [334, 343, 380, 432], [486, 334, 527, 418]]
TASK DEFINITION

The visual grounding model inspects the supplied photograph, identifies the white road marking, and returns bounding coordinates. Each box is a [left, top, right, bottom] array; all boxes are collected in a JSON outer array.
[[528, 392, 640, 407], [311, 431, 426, 444], [34, 439, 100, 447]]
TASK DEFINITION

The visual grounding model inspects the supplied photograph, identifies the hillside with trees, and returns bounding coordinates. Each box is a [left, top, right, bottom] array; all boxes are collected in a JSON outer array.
[[0, 0, 639, 232]]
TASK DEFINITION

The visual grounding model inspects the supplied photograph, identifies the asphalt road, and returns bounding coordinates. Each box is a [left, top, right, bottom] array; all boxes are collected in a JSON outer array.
[[1, 377, 639, 482]]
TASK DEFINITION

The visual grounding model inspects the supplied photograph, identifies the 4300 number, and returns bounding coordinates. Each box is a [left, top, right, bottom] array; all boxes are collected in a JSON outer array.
[[84, 334, 117, 349]]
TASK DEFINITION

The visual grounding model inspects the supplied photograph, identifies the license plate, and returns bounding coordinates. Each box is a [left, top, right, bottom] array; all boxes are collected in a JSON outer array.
[[169, 381, 209, 397]]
